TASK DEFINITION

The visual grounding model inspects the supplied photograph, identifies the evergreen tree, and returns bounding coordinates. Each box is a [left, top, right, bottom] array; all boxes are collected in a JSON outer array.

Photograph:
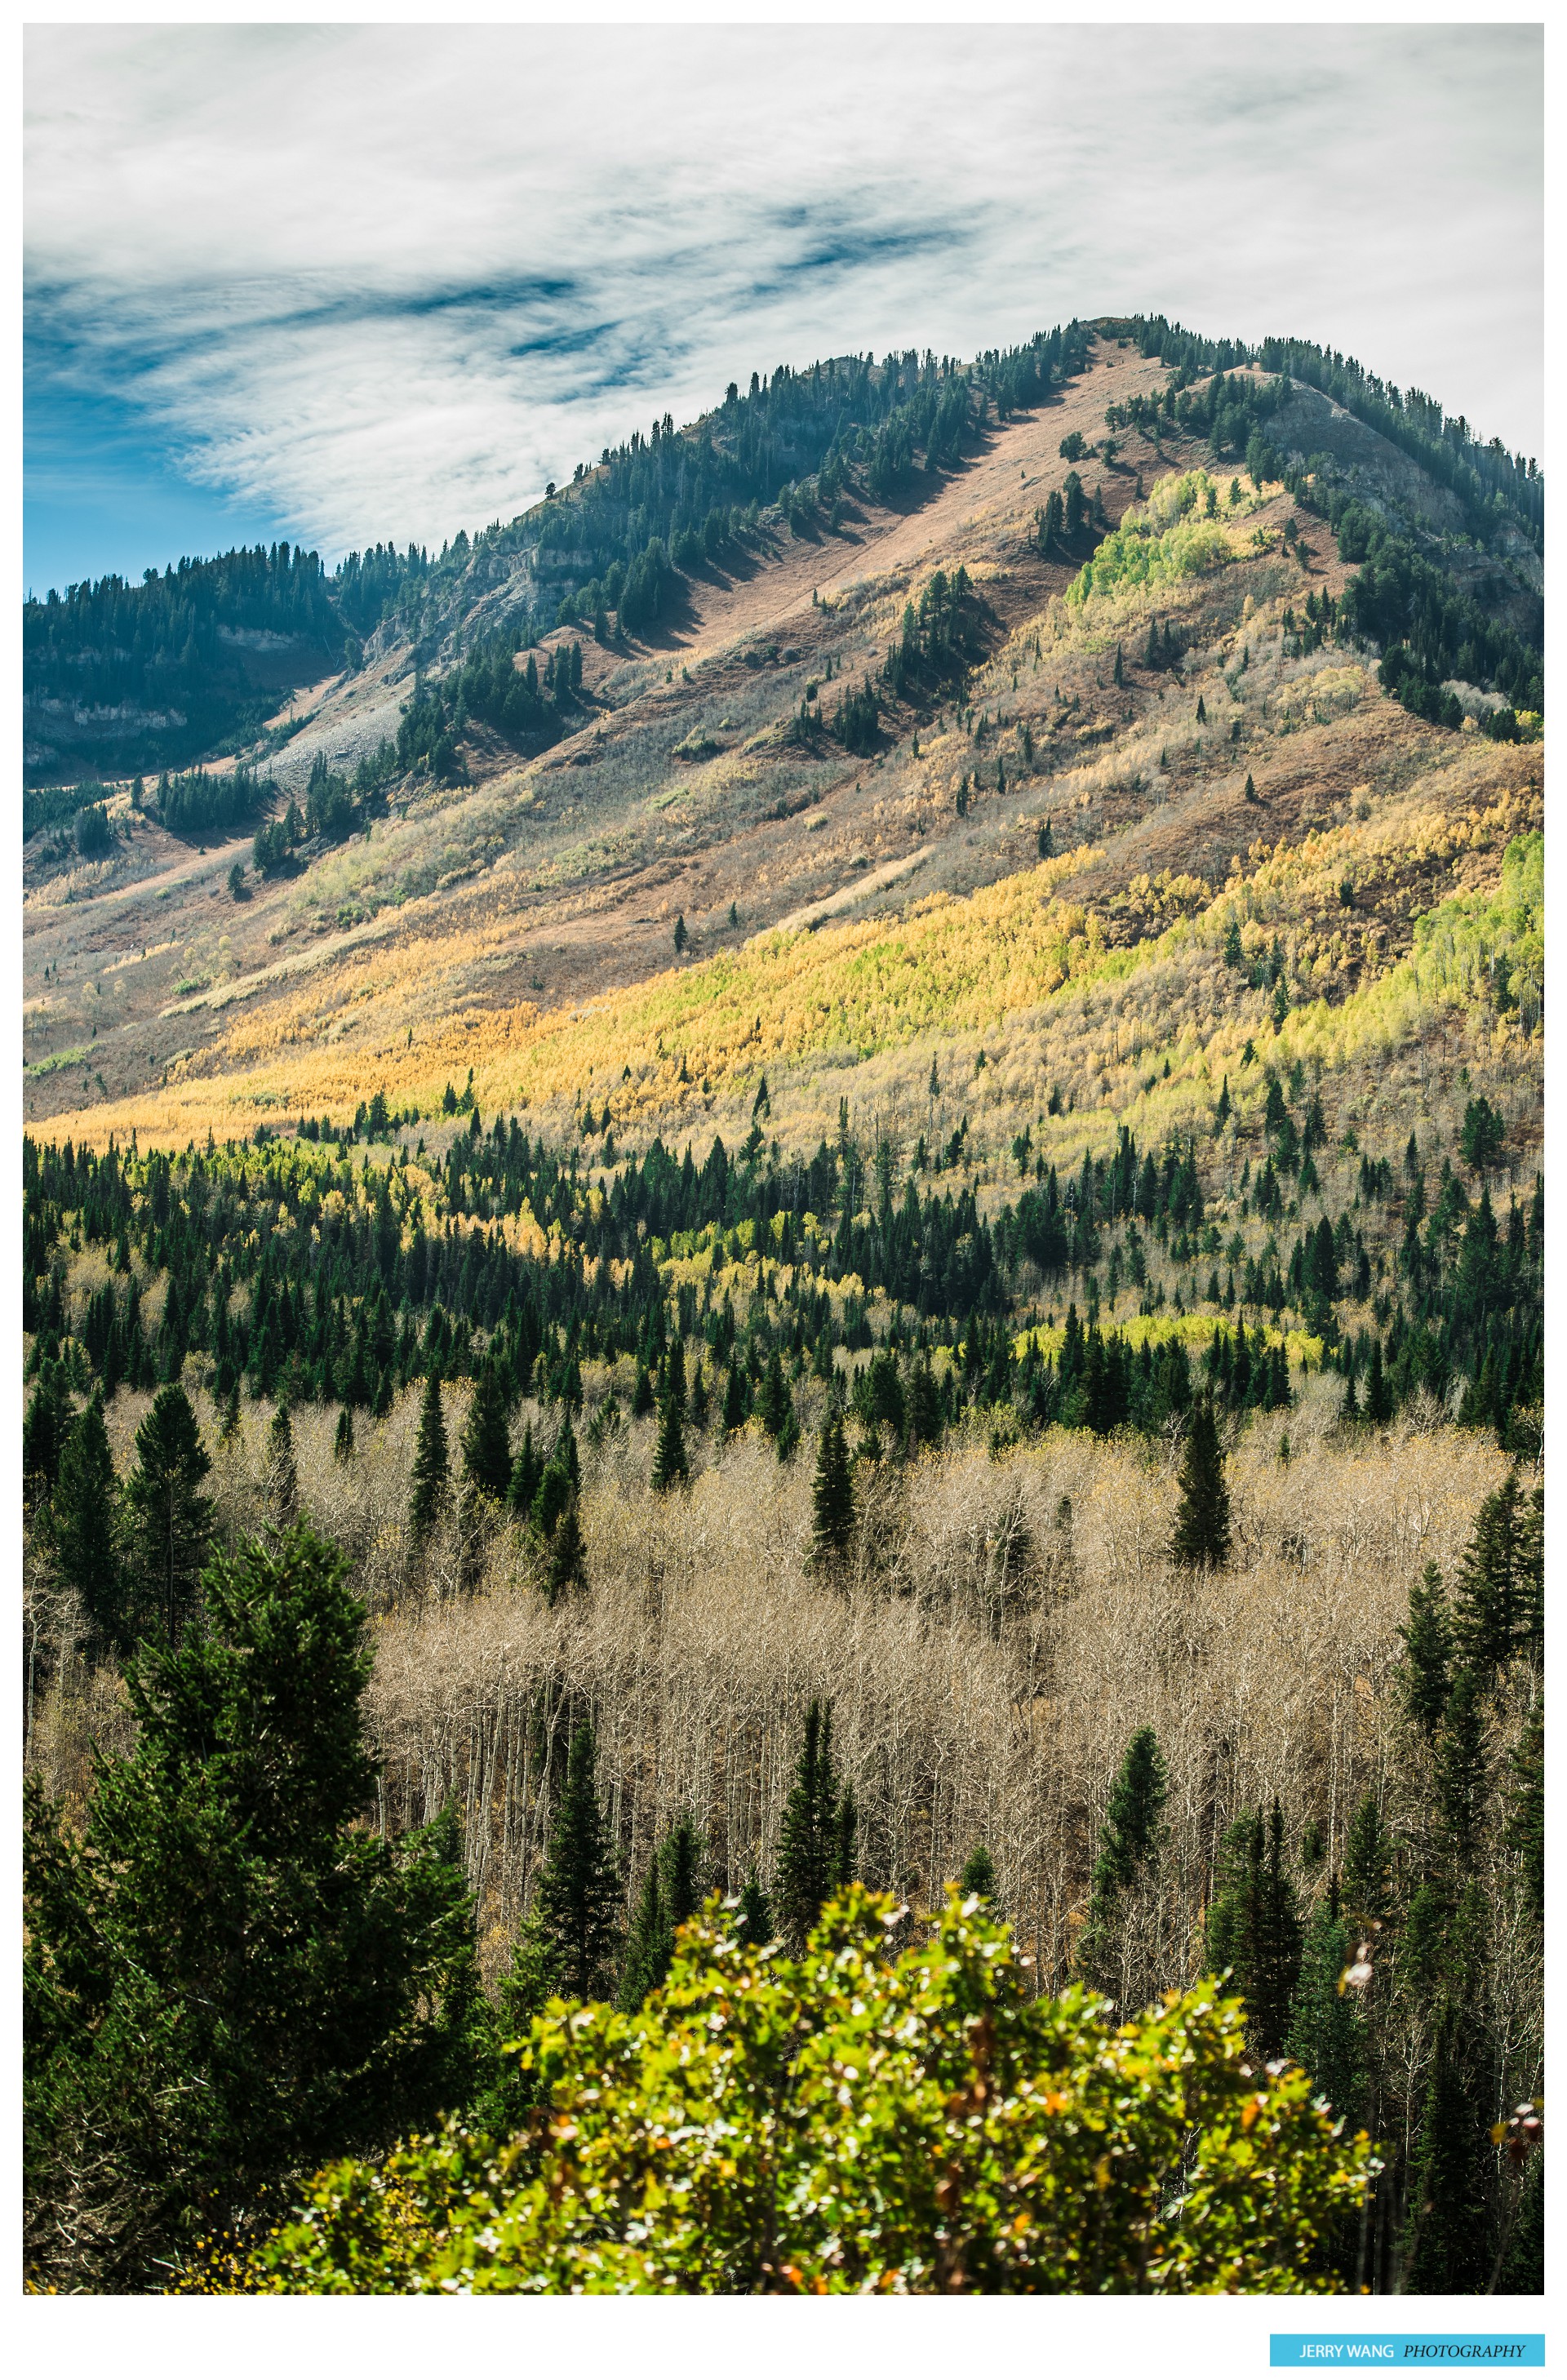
[[1454, 1470, 1543, 1681], [462, 1357, 513, 1500], [721, 1363, 748, 1434], [507, 1422, 542, 1518], [1170, 1397, 1231, 1566], [1401, 2006, 1491, 2293], [47, 1391, 123, 1654], [533, 1723, 622, 2000], [809, 1407, 855, 1569], [1399, 1562, 1454, 1740], [266, 1400, 299, 1525], [1285, 1889, 1365, 2129], [1363, 1336, 1394, 1424], [1076, 1726, 1167, 1993], [1505, 1699, 1543, 1920], [23, 1367, 71, 1504], [775, 1701, 852, 1949], [23, 1525, 482, 2292], [617, 1858, 671, 2013], [757, 1349, 792, 1439], [122, 1383, 215, 1645], [1433, 1668, 1487, 1866], [960, 1843, 998, 1903], [1205, 1801, 1303, 2057], [735, 1873, 775, 1948], [544, 1488, 587, 1604], [650, 1385, 689, 1491], [1339, 1792, 1393, 1929], [408, 1370, 449, 1543], [333, 1405, 355, 1462]]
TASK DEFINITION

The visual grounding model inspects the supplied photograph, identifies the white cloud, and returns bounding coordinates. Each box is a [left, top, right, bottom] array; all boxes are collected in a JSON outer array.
[[24, 23, 1543, 566]]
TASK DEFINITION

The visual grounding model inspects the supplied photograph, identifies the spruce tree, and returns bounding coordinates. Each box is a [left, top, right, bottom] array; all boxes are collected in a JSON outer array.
[[757, 1349, 792, 1438], [775, 1701, 852, 1949], [617, 1858, 671, 2012], [735, 1872, 775, 1948], [1205, 1801, 1303, 2057], [1401, 2006, 1490, 2293], [721, 1363, 748, 1434], [1170, 1396, 1231, 1566], [266, 1400, 299, 1525], [544, 1488, 587, 1603], [1433, 1668, 1487, 1866], [48, 1392, 123, 1654], [809, 1407, 855, 1570], [23, 1366, 71, 1504], [507, 1422, 542, 1517], [462, 1357, 513, 1500], [1339, 1792, 1393, 1929], [1505, 1698, 1543, 1920], [533, 1723, 622, 2000], [1454, 1469, 1542, 1682], [650, 1385, 689, 1491], [1398, 1562, 1454, 1740], [122, 1383, 215, 1645], [1076, 1726, 1167, 1993], [1285, 1889, 1365, 2129], [23, 1525, 481, 2291], [333, 1405, 355, 1462], [961, 1843, 998, 1903], [408, 1370, 450, 1543]]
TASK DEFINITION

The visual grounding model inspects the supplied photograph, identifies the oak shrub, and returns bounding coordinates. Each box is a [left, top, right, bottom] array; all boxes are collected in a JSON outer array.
[[210, 1885, 1375, 2295]]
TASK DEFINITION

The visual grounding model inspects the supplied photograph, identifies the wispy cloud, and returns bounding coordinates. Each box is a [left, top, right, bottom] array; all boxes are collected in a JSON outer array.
[[24, 24, 1542, 588]]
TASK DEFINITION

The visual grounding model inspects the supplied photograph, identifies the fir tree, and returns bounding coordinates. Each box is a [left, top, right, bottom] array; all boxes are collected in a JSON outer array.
[[960, 1843, 998, 1903], [266, 1400, 299, 1525], [533, 1723, 622, 2000], [1453, 1469, 1543, 1682], [757, 1349, 792, 1438], [617, 1858, 670, 2012], [1285, 1888, 1365, 2129], [721, 1363, 748, 1434], [1433, 1668, 1487, 1866], [462, 1357, 513, 1500], [1401, 2006, 1491, 2293], [23, 1366, 71, 1504], [775, 1701, 852, 1949], [650, 1385, 689, 1491], [1505, 1699, 1543, 1920], [544, 1488, 587, 1604], [1170, 1397, 1231, 1566], [507, 1423, 542, 1517], [809, 1407, 855, 1570], [1399, 1562, 1454, 1740], [1339, 1792, 1393, 1929], [1205, 1800, 1303, 2057], [735, 1872, 775, 1947], [408, 1370, 449, 1543], [122, 1383, 215, 1645], [48, 1390, 123, 1654], [1363, 1336, 1394, 1424], [1076, 1725, 1167, 1993], [333, 1405, 355, 1462], [23, 1525, 481, 2291]]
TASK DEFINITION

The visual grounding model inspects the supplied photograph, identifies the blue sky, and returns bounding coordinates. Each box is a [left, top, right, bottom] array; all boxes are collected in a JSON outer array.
[[24, 22, 1543, 599]]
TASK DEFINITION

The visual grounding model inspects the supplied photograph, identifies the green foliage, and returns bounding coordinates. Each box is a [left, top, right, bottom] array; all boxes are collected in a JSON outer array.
[[1076, 1725, 1167, 1996], [24, 1525, 482, 2293], [461, 1357, 513, 1500], [1170, 1397, 1231, 1567], [408, 1370, 449, 1542], [1205, 1802, 1303, 2059], [1066, 472, 1233, 612], [1398, 1562, 1454, 1740], [531, 1725, 622, 2001], [960, 1843, 998, 1903], [809, 1407, 855, 1567], [1285, 1894, 1365, 2135], [47, 1389, 124, 1651], [122, 1383, 215, 1645], [225, 1888, 1376, 2294], [775, 1701, 855, 1951]]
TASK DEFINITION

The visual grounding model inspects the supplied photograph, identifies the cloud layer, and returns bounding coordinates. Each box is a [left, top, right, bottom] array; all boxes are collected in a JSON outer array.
[[24, 24, 1543, 589]]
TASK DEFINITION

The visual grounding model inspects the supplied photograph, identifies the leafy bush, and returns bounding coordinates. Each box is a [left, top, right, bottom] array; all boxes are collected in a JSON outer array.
[[1065, 472, 1233, 611], [215, 1886, 1375, 2295]]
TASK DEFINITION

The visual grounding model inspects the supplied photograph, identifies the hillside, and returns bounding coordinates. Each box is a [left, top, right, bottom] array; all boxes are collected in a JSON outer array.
[[22, 315, 1545, 2294]]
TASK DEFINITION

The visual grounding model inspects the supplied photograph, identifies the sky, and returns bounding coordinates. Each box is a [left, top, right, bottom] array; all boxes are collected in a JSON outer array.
[[23, 21, 1543, 599]]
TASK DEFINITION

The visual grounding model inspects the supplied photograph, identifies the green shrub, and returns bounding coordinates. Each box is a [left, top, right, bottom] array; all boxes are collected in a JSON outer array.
[[215, 1885, 1375, 2295]]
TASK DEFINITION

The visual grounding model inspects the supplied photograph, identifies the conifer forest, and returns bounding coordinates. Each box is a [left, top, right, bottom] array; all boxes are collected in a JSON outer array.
[[22, 305, 1544, 2296]]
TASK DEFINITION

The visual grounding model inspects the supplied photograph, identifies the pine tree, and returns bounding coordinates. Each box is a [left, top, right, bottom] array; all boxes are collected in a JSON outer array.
[[1505, 1698, 1543, 1919], [721, 1363, 748, 1434], [266, 1400, 299, 1525], [333, 1405, 355, 1462], [1363, 1335, 1394, 1424], [48, 1391, 123, 1654], [408, 1370, 449, 1543], [809, 1407, 855, 1570], [1170, 1397, 1231, 1566], [650, 1385, 689, 1492], [617, 1858, 670, 2012], [23, 1366, 71, 1505], [775, 1701, 852, 1949], [1454, 1469, 1542, 1681], [544, 1488, 587, 1604], [1398, 1562, 1454, 1739], [507, 1422, 542, 1517], [532, 1723, 622, 2000], [462, 1357, 513, 1500], [961, 1843, 998, 1903], [122, 1383, 215, 1645], [1339, 1792, 1393, 1929]]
